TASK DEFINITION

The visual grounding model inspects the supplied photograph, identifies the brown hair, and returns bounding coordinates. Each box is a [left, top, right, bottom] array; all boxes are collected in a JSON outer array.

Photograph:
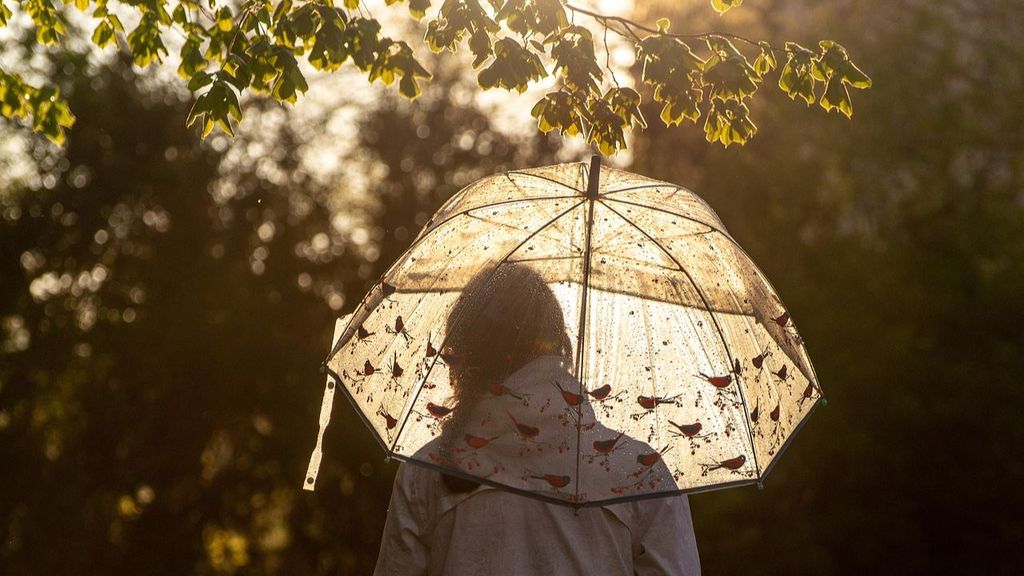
[[439, 262, 572, 492]]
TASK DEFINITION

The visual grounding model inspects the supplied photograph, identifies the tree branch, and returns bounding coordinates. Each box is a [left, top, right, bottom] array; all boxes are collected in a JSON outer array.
[[563, 2, 785, 53]]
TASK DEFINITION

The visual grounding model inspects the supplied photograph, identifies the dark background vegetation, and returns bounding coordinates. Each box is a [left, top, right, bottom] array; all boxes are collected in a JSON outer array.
[[2, 0, 1022, 574]]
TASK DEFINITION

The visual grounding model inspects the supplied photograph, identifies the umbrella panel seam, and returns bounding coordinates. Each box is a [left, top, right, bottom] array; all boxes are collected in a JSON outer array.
[[598, 200, 763, 478], [388, 200, 587, 454]]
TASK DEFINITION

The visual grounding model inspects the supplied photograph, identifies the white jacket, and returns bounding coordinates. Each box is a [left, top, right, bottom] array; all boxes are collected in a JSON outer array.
[[373, 355, 701, 575], [373, 462, 700, 575]]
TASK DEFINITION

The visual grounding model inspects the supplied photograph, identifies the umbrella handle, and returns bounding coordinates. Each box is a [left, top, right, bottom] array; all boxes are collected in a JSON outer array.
[[303, 366, 339, 491]]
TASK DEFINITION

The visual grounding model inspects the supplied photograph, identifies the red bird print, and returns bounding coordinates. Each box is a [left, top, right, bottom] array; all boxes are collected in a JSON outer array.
[[636, 451, 662, 467], [752, 347, 771, 369], [800, 382, 815, 405], [669, 420, 703, 438], [707, 455, 746, 471], [592, 431, 625, 454], [587, 384, 612, 400], [507, 411, 539, 438], [380, 281, 397, 297], [750, 403, 760, 422], [356, 325, 374, 340], [388, 354, 403, 378], [464, 434, 497, 449], [772, 312, 790, 327], [378, 409, 398, 430], [553, 381, 583, 406], [636, 395, 678, 410], [387, 316, 410, 342], [773, 364, 789, 380], [531, 474, 571, 488], [770, 403, 780, 422], [425, 336, 438, 358], [699, 372, 733, 388], [426, 402, 456, 418], [362, 360, 376, 376]]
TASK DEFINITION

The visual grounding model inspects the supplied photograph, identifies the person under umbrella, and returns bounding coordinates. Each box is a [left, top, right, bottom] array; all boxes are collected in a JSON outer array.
[[373, 263, 700, 575]]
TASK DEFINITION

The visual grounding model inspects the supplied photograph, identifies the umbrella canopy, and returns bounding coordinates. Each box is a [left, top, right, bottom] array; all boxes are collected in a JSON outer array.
[[304, 158, 822, 507]]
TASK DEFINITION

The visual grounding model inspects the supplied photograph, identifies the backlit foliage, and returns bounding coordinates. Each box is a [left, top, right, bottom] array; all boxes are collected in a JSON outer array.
[[0, 0, 869, 151]]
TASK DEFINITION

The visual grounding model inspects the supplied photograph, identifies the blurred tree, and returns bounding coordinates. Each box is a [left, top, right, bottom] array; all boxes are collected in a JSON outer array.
[[0, 0, 867, 151], [0, 48, 369, 576], [629, 0, 1024, 573], [0, 42, 560, 575]]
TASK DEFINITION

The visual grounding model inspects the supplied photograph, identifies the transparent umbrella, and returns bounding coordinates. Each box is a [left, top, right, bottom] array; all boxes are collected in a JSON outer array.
[[304, 157, 822, 507]]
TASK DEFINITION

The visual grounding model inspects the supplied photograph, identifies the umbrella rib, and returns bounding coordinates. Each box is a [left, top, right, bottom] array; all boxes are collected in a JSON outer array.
[[600, 183, 683, 197], [506, 170, 585, 195], [403, 194, 581, 258], [599, 200, 763, 478], [602, 197, 728, 238], [388, 199, 587, 454], [608, 198, 818, 386], [323, 195, 580, 363]]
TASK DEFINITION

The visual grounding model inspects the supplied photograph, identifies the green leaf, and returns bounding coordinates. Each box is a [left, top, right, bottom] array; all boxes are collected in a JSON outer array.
[[0, 2, 13, 26], [178, 37, 208, 79], [408, 0, 430, 20], [270, 47, 308, 103], [478, 38, 544, 93], [386, 41, 431, 99], [216, 7, 234, 32], [754, 42, 777, 75], [108, 14, 124, 33], [28, 85, 75, 144], [703, 35, 759, 101], [91, 20, 114, 48], [530, 91, 584, 136], [587, 96, 626, 155], [711, 0, 743, 14], [308, 8, 348, 71], [187, 80, 241, 137], [639, 35, 703, 84], [810, 40, 870, 116], [533, 0, 567, 35], [187, 71, 214, 91], [841, 61, 872, 89], [778, 42, 817, 105], [606, 86, 646, 130], [24, 0, 67, 46], [127, 12, 169, 67], [820, 76, 853, 117], [468, 29, 492, 68], [703, 99, 756, 146], [549, 25, 601, 93]]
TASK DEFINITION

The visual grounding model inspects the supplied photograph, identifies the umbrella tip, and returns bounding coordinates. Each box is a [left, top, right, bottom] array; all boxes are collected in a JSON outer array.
[[586, 155, 601, 199]]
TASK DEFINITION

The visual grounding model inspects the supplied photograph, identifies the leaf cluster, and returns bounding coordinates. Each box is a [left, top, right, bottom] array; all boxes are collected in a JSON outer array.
[[0, 0, 870, 152]]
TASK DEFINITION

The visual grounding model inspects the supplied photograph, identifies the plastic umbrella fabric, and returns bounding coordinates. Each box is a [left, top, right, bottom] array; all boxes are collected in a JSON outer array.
[[304, 158, 822, 507]]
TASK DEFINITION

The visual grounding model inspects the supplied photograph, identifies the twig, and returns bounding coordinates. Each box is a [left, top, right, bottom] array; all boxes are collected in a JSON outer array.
[[563, 2, 787, 54], [602, 23, 619, 87]]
